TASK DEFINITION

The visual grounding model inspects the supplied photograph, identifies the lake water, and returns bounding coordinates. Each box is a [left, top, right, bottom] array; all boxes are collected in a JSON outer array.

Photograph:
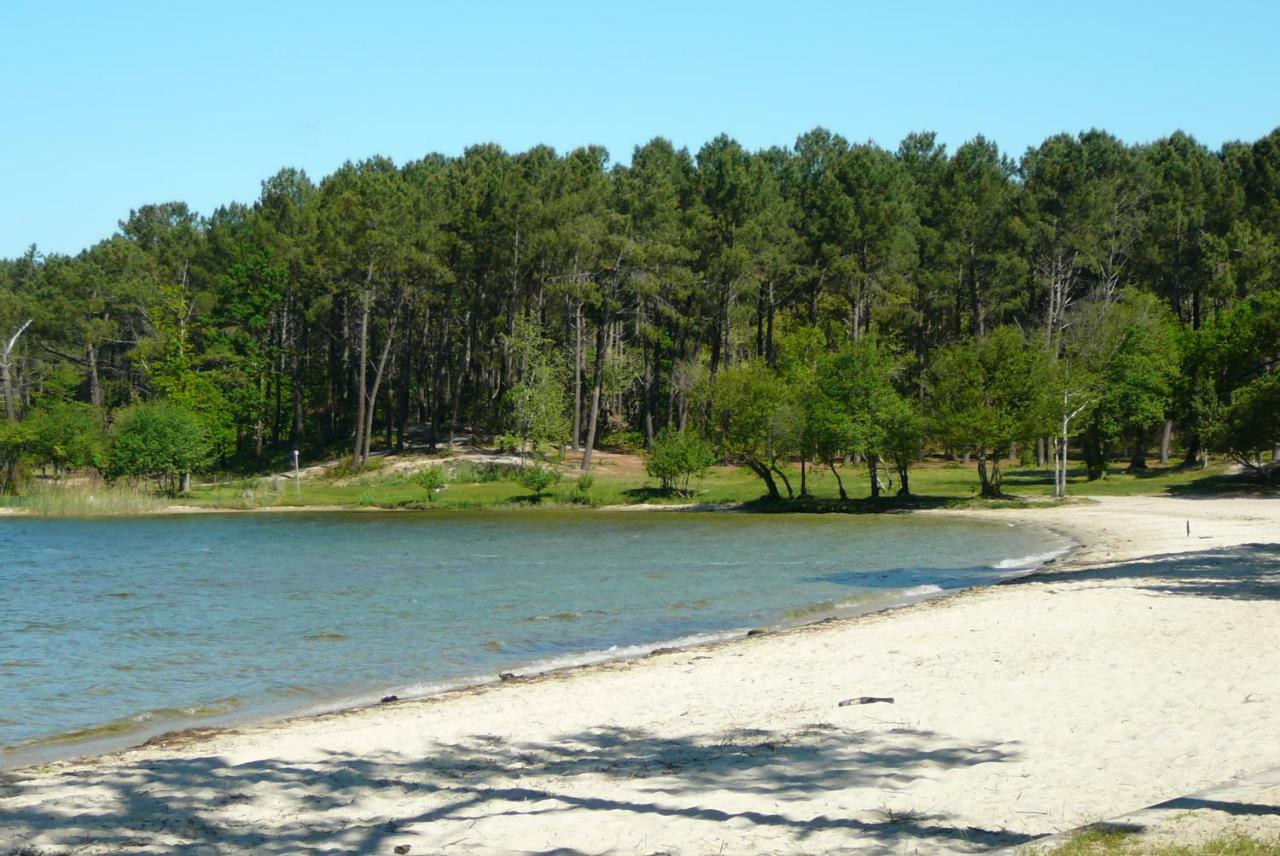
[[0, 510, 1071, 766]]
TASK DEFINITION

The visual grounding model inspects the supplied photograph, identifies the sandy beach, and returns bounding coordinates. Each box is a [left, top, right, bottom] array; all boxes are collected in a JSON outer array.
[[2, 494, 1279, 854]]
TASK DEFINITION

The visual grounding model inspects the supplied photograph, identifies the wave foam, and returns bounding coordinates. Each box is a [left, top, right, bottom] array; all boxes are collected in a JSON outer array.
[[900, 584, 945, 597], [992, 546, 1071, 570]]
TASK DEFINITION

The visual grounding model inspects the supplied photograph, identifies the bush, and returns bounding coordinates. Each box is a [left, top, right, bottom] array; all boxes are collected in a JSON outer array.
[[451, 460, 517, 483], [319, 456, 385, 482], [106, 400, 212, 495], [518, 463, 561, 501], [0, 419, 34, 494], [413, 466, 446, 501], [26, 402, 105, 474], [600, 430, 646, 453], [494, 433, 521, 454], [571, 472, 594, 505], [645, 428, 716, 496]]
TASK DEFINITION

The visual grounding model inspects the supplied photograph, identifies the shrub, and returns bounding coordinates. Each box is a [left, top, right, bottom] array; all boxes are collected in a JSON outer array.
[[600, 430, 646, 453], [26, 402, 105, 475], [106, 401, 212, 495], [413, 466, 446, 501], [645, 428, 716, 496], [319, 456, 385, 482], [571, 472, 594, 505], [518, 463, 561, 501], [451, 460, 518, 483], [0, 419, 34, 494]]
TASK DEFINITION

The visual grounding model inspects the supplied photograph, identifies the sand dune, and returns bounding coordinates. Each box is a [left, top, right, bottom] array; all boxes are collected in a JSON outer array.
[[2, 495, 1279, 854]]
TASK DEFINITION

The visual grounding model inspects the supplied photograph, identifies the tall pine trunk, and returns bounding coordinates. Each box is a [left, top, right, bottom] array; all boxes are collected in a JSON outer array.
[[581, 310, 609, 470]]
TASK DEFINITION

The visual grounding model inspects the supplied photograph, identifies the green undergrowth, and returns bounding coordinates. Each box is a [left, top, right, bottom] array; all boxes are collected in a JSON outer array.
[[1038, 827, 1280, 854]]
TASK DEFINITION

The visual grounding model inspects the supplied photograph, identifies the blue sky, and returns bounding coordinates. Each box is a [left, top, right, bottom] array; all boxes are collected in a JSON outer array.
[[3, 1, 1277, 258]]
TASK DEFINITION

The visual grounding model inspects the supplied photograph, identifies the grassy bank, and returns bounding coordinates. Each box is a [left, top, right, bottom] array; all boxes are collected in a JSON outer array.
[[1, 454, 1265, 516], [182, 455, 1262, 512]]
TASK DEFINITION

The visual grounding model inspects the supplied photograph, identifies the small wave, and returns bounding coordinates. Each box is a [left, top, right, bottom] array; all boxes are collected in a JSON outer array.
[[304, 632, 348, 642], [4, 697, 243, 753], [992, 546, 1071, 570], [900, 584, 945, 597], [524, 611, 583, 622]]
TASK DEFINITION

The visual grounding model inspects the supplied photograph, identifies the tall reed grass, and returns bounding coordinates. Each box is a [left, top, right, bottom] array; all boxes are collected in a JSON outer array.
[[10, 480, 167, 515]]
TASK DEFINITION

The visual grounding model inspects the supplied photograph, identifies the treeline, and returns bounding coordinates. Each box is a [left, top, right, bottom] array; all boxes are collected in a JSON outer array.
[[1, 127, 1277, 496]]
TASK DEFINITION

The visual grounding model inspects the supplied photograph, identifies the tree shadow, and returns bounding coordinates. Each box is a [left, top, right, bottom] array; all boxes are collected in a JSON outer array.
[[1152, 796, 1280, 817], [1013, 544, 1280, 602], [0, 723, 1034, 854], [738, 495, 953, 514], [621, 486, 673, 501], [1165, 472, 1279, 497]]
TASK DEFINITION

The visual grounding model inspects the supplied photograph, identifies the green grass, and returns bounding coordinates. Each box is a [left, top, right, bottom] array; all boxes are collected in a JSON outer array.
[[182, 455, 1261, 513], [3, 454, 1266, 516], [1038, 827, 1280, 855]]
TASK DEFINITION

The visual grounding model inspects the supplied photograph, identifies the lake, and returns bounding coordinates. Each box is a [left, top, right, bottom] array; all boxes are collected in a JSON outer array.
[[0, 510, 1071, 766]]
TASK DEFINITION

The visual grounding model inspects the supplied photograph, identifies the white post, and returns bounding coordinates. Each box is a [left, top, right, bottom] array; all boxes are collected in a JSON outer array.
[[293, 449, 301, 496]]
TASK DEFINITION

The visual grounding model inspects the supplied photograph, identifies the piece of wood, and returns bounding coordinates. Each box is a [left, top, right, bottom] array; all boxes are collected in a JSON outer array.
[[838, 696, 894, 707]]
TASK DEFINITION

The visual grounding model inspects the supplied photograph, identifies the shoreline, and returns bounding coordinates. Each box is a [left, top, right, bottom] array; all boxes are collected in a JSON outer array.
[[3, 495, 1279, 853], [1, 514, 1076, 771], [0, 496, 1249, 769]]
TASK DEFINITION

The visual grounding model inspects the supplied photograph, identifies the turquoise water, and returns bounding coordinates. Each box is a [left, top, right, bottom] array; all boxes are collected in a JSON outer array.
[[0, 511, 1070, 765]]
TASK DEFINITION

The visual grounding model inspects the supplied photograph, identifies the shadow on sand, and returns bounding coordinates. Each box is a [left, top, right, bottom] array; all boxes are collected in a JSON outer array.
[[1012, 544, 1280, 603], [5, 546, 1278, 854], [1, 723, 1032, 854]]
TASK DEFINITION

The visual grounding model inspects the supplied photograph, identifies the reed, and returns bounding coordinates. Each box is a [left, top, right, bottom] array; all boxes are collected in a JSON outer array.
[[11, 480, 167, 516]]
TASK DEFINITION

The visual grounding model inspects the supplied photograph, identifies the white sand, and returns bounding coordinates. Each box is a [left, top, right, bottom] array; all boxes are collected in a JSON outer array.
[[2, 495, 1279, 854]]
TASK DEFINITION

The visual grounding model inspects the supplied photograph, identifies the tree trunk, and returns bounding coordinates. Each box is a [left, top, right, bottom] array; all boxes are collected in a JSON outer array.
[[746, 460, 780, 500], [829, 460, 848, 500], [868, 455, 881, 499], [977, 452, 1004, 499], [765, 282, 776, 366], [360, 310, 398, 465], [799, 458, 809, 498], [895, 456, 911, 497], [351, 274, 372, 467], [86, 344, 102, 408], [1127, 433, 1149, 473], [1159, 420, 1173, 465], [581, 309, 610, 470], [770, 464, 794, 499], [1, 319, 32, 422], [572, 301, 583, 451]]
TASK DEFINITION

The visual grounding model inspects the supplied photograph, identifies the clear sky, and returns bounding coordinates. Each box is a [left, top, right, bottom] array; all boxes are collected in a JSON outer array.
[[3, 1, 1277, 258]]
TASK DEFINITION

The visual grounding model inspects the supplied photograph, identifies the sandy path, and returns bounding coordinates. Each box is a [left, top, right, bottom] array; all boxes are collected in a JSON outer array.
[[1, 495, 1278, 854]]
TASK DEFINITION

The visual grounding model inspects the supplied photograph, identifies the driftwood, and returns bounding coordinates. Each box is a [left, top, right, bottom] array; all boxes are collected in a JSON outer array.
[[838, 696, 895, 707], [380, 695, 399, 703]]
